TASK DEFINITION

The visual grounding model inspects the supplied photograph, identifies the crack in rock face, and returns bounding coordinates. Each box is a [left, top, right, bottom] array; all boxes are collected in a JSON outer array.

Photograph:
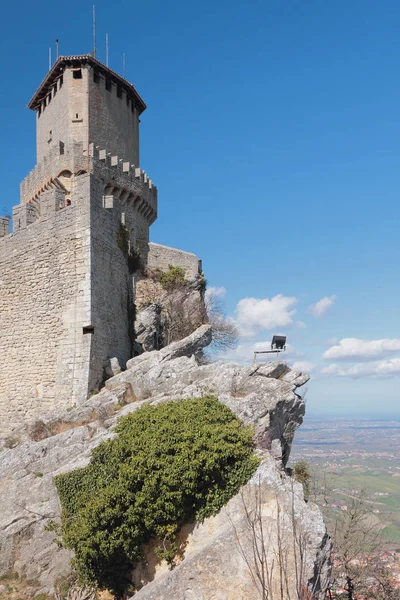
[[0, 325, 330, 598]]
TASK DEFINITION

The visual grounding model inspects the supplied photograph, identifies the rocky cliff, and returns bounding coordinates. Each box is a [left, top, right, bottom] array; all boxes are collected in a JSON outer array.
[[134, 268, 206, 353], [0, 326, 331, 598]]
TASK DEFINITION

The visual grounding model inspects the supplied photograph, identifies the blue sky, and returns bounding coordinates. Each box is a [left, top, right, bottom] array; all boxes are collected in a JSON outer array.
[[1, 0, 399, 417]]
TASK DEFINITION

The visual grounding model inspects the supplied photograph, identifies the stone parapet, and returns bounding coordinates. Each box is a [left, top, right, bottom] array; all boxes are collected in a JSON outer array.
[[20, 141, 89, 205], [147, 242, 201, 280], [90, 144, 157, 224], [19, 142, 157, 227]]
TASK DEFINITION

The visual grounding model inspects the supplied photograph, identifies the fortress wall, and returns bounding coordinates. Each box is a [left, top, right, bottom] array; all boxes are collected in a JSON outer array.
[[133, 211, 151, 249], [88, 178, 134, 389], [147, 242, 201, 280], [89, 70, 140, 167], [86, 161, 157, 389], [0, 175, 92, 433]]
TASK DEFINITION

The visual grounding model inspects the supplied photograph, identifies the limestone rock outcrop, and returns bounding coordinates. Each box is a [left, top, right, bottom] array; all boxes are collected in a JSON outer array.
[[134, 272, 206, 353], [0, 325, 329, 598], [132, 457, 330, 600]]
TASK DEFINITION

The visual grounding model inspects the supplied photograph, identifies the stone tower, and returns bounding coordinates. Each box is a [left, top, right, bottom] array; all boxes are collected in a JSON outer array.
[[0, 55, 158, 431]]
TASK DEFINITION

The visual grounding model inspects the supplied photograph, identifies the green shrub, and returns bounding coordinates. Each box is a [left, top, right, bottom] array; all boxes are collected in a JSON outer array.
[[116, 223, 130, 256], [293, 460, 311, 498], [159, 265, 186, 290], [55, 396, 259, 595]]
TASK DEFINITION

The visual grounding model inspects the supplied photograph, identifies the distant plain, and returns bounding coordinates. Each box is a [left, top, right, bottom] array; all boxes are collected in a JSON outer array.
[[290, 418, 400, 546]]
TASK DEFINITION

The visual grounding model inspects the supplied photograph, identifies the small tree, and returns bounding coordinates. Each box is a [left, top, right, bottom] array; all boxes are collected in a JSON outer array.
[[331, 490, 379, 598], [229, 475, 329, 600], [204, 291, 239, 352], [293, 461, 311, 499], [162, 287, 202, 345], [161, 284, 239, 352], [159, 265, 187, 290]]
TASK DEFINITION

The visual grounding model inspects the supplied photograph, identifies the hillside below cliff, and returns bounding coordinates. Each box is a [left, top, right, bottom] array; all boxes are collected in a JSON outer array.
[[0, 326, 331, 599]]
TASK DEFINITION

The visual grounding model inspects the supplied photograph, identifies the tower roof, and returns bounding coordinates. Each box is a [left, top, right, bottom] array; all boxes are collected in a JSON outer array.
[[28, 54, 147, 114]]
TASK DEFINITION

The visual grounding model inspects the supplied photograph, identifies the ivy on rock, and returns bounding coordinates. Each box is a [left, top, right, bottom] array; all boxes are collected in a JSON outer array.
[[55, 396, 259, 596]]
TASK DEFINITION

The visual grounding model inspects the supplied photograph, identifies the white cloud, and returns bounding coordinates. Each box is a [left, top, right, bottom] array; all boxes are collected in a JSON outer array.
[[321, 358, 400, 379], [308, 296, 336, 317], [292, 360, 315, 373], [235, 294, 297, 338], [323, 338, 400, 362], [205, 286, 226, 300], [296, 321, 307, 329]]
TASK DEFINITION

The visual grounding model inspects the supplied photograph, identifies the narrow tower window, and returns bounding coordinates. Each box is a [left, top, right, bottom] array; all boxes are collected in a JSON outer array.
[[93, 70, 100, 84], [105, 78, 112, 91], [72, 69, 82, 79]]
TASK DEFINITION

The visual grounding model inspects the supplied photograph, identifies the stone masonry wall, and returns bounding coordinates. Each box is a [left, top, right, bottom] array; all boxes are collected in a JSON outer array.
[[36, 72, 69, 164], [88, 177, 134, 389], [147, 242, 201, 280], [36, 64, 140, 171], [36, 66, 89, 164], [0, 164, 156, 434], [89, 68, 140, 167], [86, 158, 156, 390], [0, 175, 92, 433]]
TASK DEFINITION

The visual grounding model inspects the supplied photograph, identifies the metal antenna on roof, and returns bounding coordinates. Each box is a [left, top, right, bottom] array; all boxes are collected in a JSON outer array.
[[93, 5, 97, 57], [106, 33, 109, 67], [56, 39, 59, 60], [123, 53, 126, 78], [48, 47, 52, 71]]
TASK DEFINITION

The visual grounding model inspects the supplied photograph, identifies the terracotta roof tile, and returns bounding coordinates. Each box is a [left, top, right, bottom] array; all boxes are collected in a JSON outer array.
[[28, 54, 146, 113]]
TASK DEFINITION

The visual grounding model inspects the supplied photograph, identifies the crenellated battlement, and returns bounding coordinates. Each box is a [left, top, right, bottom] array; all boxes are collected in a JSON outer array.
[[20, 141, 89, 205], [13, 142, 158, 235], [90, 144, 157, 225]]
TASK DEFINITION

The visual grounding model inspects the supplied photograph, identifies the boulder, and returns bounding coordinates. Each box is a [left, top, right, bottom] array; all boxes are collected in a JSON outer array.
[[256, 360, 289, 379], [135, 303, 163, 352]]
